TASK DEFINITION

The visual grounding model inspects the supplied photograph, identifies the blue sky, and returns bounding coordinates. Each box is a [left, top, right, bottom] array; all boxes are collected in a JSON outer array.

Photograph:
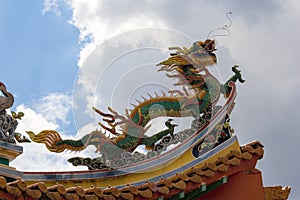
[[0, 0, 79, 133], [0, 1, 78, 103], [1, 0, 299, 199]]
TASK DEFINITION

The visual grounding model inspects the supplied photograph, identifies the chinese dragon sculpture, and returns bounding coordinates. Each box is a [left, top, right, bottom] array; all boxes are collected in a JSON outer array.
[[27, 39, 245, 169]]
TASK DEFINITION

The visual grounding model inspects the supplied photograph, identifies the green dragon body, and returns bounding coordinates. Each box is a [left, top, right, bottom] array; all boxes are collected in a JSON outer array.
[[28, 39, 244, 155]]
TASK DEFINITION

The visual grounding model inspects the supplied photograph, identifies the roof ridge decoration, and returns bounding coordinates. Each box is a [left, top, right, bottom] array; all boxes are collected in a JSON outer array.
[[27, 39, 245, 170], [0, 82, 30, 180], [0, 82, 30, 144]]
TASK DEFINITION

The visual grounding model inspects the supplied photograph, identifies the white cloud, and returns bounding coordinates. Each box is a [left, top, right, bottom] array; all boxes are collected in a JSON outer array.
[[77, 42, 97, 69], [42, 0, 61, 16], [32, 92, 72, 126], [67, 0, 167, 68], [14, 104, 58, 133]]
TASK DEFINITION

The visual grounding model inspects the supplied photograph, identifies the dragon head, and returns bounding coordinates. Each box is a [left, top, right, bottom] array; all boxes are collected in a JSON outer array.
[[193, 39, 216, 53], [157, 39, 217, 76]]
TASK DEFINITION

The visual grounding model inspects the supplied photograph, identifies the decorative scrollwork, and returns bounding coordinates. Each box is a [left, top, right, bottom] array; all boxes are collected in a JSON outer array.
[[153, 144, 164, 152], [0, 83, 29, 144], [0, 110, 17, 143], [192, 114, 234, 158], [67, 157, 83, 166], [68, 156, 109, 170], [161, 135, 172, 144]]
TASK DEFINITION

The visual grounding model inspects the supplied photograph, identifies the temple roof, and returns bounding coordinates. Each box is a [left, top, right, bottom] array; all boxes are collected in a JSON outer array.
[[264, 186, 291, 200], [0, 140, 285, 200]]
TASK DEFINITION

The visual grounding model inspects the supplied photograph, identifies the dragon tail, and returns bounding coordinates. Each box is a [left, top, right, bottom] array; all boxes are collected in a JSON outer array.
[[26, 130, 86, 153]]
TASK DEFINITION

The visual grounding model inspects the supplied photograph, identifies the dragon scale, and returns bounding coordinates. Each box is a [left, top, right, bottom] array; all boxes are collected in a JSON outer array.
[[129, 75, 221, 127]]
